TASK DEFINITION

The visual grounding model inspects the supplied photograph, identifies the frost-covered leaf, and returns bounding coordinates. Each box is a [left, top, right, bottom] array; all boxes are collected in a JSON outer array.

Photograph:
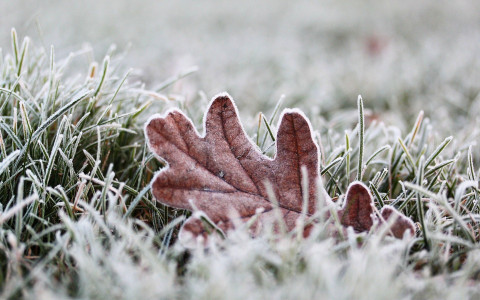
[[337, 182, 415, 239], [145, 94, 415, 244]]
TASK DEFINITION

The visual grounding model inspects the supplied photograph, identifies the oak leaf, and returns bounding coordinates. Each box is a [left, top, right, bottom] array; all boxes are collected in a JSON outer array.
[[145, 94, 415, 244]]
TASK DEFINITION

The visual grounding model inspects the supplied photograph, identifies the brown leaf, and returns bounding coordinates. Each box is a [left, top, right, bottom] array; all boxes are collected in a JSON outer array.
[[337, 182, 375, 232], [145, 94, 415, 244], [336, 182, 416, 238], [380, 205, 416, 238], [145, 93, 318, 240]]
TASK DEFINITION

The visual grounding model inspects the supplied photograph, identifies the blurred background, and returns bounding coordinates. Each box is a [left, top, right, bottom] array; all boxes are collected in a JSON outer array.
[[1, 0, 480, 135]]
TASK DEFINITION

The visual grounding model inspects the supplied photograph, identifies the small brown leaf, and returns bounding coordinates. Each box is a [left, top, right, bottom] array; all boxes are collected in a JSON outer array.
[[380, 205, 416, 238], [337, 182, 375, 232], [145, 94, 415, 243], [336, 182, 416, 238]]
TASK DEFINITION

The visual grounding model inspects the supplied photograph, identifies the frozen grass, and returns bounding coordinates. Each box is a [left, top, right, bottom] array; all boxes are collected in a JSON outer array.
[[0, 30, 176, 298], [1, 1, 480, 297]]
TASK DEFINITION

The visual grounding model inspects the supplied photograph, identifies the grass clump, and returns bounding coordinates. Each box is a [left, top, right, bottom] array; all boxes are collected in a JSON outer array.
[[0, 30, 172, 296], [1, 31, 480, 299]]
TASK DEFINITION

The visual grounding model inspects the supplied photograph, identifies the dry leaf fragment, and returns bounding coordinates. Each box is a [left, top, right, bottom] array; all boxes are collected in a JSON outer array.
[[336, 182, 416, 239], [380, 205, 416, 238], [337, 182, 375, 232], [145, 93, 415, 243]]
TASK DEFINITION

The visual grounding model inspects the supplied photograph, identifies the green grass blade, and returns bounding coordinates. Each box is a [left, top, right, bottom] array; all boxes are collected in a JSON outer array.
[[356, 95, 364, 181]]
